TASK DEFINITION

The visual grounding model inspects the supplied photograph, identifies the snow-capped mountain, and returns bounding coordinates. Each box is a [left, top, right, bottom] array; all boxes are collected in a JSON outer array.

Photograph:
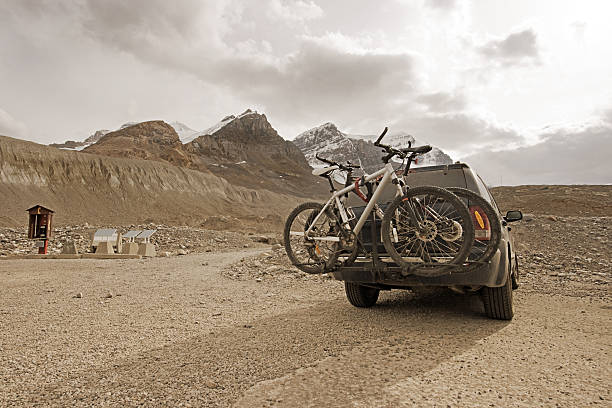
[[53, 110, 319, 198], [49, 129, 110, 150], [179, 110, 260, 144], [294, 123, 453, 174], [50, 111, 266, 150], [293, 123, 380, 173]]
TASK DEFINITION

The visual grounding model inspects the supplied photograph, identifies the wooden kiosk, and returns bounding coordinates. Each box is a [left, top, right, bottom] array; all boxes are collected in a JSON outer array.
[[27, 205, 54, 254]]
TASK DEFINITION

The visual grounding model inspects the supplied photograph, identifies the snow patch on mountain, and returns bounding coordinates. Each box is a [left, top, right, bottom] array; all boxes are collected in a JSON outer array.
[[168, 121, 199, 143], [181, 109, 259, 144], [52, 110, 264, 150], [119, 122, 139, 130], [294, 123, 356, 168], [51, 129, 110, 151]]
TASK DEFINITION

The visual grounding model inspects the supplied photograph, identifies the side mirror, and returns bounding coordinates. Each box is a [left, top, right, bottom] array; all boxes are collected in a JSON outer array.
[[505, 210, 523, 222]]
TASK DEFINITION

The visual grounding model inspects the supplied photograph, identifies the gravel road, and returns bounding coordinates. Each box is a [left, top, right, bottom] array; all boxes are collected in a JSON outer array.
[[1, 248, 610, 407]]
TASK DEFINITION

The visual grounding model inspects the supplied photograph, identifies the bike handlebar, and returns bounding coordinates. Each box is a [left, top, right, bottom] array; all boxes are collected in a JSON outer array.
[[373, 127, 406, 161], [374, 127, 388, 145], [373, 127, 432, 163], [316, 127, 433, 168], [315, 154, 360, 172]]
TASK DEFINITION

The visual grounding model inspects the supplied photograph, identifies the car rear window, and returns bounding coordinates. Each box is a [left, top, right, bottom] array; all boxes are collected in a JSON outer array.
[[404, 167, 468, 189]]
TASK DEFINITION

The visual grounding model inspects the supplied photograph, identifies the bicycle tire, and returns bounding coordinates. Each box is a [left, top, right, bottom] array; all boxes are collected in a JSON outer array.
[[447, 187, 502, 271], [381, 186, 474, 277], [283, 202, 340, 274]]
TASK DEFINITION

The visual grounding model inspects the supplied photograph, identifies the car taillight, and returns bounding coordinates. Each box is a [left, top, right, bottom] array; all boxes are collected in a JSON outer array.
[[470, 206, 490, 240]]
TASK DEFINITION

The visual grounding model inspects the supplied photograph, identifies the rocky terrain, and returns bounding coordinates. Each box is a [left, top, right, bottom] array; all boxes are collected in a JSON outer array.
[[224, 212, 610, 302], [0, 185, 610, 406], [183, 110, 320, 196], [0, 224, 280, 257], [511, 214, 610, 300], [491, 184, 611, 217], [83, 121, 193, 169]]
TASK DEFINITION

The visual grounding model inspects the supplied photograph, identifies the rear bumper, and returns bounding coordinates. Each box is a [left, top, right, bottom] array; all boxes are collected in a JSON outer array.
[[331, 246, 509, 288]]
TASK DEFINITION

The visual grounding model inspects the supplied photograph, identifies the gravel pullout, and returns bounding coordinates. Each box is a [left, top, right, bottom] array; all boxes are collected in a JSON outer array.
[[1, 248, 610, 407]]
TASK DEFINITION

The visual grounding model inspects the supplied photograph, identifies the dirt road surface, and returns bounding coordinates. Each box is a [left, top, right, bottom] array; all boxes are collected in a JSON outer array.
[[1, 249, 609, 407]]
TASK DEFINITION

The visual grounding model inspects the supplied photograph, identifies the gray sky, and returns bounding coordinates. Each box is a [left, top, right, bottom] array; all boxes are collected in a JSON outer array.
[[0, 0, 610, 185]]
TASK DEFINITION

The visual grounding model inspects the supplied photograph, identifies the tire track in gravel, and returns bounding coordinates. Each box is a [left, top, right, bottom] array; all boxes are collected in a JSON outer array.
[[26, 290, 507, 407], [234, 293, 611, 408], [4, 251, 610, 407]]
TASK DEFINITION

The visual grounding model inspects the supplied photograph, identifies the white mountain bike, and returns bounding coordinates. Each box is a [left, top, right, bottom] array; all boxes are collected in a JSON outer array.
[[284, 127, 475, 276]]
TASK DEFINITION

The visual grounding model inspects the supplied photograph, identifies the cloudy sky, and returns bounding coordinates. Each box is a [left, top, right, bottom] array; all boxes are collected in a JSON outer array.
[[0, 0, 610, 185]]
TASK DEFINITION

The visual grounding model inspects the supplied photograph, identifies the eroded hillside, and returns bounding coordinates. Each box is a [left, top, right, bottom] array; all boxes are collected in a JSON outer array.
[[0, 136, 302, 229], [78, 112, 326, 198]]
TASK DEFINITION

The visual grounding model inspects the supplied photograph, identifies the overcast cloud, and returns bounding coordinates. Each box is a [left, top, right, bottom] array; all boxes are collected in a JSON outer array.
[[479, 28, 540, 66], [464, 122, 612, 185], [0, 0, 610, 185]]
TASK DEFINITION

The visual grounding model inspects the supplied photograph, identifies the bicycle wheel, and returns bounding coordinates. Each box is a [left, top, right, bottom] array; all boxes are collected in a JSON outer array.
[[381, 186, 474, 276], [283, 202, 340, 274], [447, 188, 502, 271]]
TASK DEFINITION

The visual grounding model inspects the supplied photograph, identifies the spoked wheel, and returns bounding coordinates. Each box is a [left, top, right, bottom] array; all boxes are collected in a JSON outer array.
[[283, 202, 340, 274], [381, 186, 474, 276], [447, 188, 502, 272]]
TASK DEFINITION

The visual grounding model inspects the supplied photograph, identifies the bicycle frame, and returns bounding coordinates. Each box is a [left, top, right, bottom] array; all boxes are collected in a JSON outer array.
[[302, 162, 403, 241]]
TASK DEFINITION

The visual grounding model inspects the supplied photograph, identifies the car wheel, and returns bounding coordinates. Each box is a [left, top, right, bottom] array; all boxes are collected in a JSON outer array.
[[481, 266, 514, 320], [344, 282, 380, 308]]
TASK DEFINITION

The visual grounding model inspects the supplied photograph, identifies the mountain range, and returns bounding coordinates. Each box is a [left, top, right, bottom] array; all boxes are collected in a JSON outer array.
[[46, 111, 453, 205], [51, 113, 453, 177], [0, 110, 454, 227], [52, 110, 321, 198]]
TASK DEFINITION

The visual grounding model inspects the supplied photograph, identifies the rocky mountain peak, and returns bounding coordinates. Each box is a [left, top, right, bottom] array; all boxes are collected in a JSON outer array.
[[83, 129, 110, 145], [49, 112, 323, 198], [96, 120, 180, 145], [49, 129, 110, 151], [294, 122, 453, 173], [82, 120, 191, 167]]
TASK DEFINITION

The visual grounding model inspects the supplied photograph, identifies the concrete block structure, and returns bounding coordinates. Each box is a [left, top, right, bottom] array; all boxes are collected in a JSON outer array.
[[122, 242, 139, 255], [115, 232, 123, 254], [137, 243, 156, 257], [95, 241, 115, 255]]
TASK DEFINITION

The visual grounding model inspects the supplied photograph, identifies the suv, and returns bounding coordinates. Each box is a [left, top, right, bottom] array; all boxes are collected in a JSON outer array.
[[333, 163, 523, 320]]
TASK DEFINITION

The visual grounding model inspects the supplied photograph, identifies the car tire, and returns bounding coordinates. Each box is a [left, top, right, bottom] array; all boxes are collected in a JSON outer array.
[[344, 282, 379, 308], [481, 267, 514, 320]]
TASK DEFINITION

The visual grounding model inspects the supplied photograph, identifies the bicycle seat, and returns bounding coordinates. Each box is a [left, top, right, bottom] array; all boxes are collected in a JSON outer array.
[[312, 165, 339, 177], [402, 145, 432, 154]]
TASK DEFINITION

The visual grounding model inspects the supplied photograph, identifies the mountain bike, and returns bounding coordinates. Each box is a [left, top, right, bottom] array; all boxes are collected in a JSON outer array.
[[284, 128, 475, 276]]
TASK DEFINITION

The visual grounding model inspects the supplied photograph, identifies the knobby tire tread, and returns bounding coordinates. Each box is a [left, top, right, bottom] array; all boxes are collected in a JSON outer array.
[[381, 186, 475, 277], [283, 202, 339, 274], [447, 187, 502, 271]]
